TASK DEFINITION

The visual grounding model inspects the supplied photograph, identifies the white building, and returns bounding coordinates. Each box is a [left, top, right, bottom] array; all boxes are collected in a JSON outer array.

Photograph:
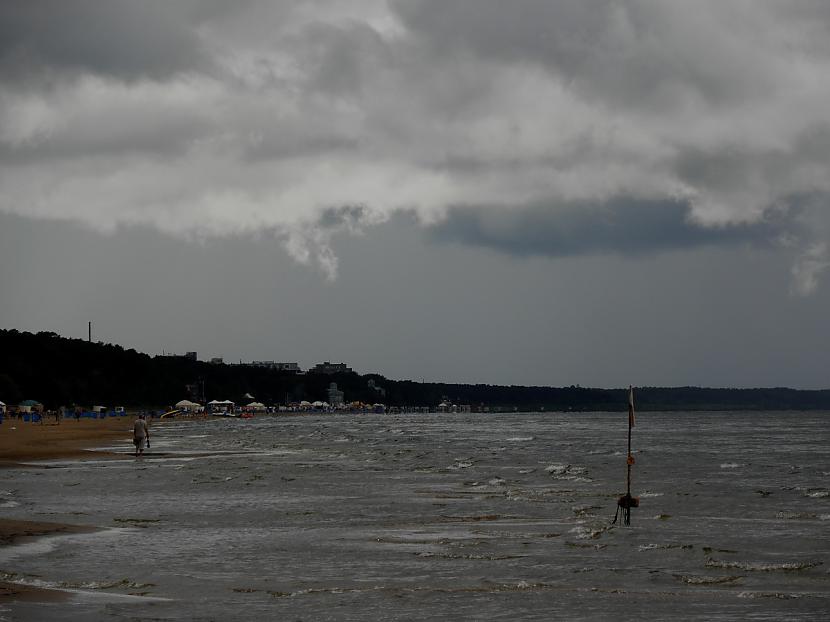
[[327, 382, 345, 406]]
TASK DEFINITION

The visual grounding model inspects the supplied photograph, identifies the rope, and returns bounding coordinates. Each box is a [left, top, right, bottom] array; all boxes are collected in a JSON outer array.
[[611, 494, 634, 526]]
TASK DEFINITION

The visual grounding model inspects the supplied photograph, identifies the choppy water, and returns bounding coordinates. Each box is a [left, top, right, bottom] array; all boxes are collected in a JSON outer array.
[[1, 411, 829, 621]]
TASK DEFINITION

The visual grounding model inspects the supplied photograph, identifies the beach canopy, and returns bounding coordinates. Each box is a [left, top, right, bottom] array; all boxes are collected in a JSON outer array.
[[20, 399, 42, 407], [0, 401, 5, 406], [176, 400, 200, 408], [245, 401, 265, 409], [207, 399, 235, 405]]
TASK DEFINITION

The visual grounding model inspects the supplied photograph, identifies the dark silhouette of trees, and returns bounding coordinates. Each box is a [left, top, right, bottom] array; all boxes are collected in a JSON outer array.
[[2, 329, 830, 411]]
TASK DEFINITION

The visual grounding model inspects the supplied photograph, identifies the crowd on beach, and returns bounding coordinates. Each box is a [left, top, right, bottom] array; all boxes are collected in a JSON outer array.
[[0, 405, 129, 425]]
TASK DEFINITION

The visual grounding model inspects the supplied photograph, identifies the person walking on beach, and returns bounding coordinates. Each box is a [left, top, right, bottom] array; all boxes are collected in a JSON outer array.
[[133, 414, 150, 457]]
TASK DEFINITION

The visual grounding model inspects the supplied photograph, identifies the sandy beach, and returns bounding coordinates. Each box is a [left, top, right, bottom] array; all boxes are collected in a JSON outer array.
[[0, 416, 140, 604], [0, 416, 136, 466]]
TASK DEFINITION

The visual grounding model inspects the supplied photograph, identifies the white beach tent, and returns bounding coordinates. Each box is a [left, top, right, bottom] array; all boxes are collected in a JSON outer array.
[[207, 399, 235, 413], [0, 401, 5, 414], [245, 401, 266, 411], [175, 400, 201, 411]]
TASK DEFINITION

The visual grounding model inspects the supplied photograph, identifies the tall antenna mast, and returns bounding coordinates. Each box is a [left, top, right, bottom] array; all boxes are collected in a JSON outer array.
[[88, 321, 92, 343]]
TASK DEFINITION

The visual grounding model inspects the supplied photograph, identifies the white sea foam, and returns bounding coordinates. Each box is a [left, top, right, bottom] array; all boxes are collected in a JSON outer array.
[[506, 437, 534, 442], [738, 591, 801, 600], [450, 461, 473, 469], [545, 464, 588, 481], [720, 463, 741, 469], [0, 490, 19, 508]]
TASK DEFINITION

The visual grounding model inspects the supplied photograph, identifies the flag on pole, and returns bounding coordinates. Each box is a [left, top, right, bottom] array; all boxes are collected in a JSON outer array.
[[628, 386, 635, 427]]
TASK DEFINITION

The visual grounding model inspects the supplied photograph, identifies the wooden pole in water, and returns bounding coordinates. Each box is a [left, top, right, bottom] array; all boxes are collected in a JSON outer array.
[[627, 385, 633, 498], [613, 386, 639, 526]]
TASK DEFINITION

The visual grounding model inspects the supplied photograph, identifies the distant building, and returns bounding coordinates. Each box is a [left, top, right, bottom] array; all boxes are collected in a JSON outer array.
[[327, 382, 345, 406], [162, 351, 197, 361], [210, 357, 224, 365], [309, 361, 353, 374], [250, 361, 301, 373]]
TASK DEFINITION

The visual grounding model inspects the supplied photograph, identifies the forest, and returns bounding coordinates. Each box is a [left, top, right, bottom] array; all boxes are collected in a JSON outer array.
[[2, 329, 830, 411]]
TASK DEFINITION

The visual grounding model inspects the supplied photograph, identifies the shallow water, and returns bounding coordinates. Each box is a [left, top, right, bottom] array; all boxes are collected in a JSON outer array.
[[1, 411, 829, 620]]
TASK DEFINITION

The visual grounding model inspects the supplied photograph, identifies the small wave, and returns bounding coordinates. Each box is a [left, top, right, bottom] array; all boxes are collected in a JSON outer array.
[[0, 490, 19, 507], [777, 511, 817, 520], [674, 574, 742, 585], [806, 490, 830, 498], [706, 558, 822, 572], [545, 464, 587, 480], [639, 543, 693, 552], [569, 524, 610, 540], [488, 478, 507, 487], [506, 437, 534, 442], [449, 461, 473, 470], [59, 578, 156, 591], [545, 464, 569, 475], [720, 463, 741, 469], [738, 591, 801, 600], [639, 492, 663, 498]]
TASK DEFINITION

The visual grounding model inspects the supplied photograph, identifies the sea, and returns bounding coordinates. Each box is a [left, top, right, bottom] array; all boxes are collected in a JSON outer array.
[[1, 411, 828, 621]]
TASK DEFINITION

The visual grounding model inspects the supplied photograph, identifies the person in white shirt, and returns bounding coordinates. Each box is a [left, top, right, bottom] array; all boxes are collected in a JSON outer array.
[[133, 414, 150, 457]]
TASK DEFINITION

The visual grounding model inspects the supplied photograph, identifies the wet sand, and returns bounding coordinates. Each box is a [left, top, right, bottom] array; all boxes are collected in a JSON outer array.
[[0, 417, 139, 604], [0, 580, 69, 604], [0, 519, 97, 604]]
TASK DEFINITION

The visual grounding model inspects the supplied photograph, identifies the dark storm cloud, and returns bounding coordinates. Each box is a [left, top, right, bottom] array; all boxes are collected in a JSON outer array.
[[0, 1, 211, 82], [1, 1, 830, 289], [428, 199, 798, 258]]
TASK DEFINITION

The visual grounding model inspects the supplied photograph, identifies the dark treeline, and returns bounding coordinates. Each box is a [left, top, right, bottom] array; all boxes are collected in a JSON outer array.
[[2, 329, 830, 411]]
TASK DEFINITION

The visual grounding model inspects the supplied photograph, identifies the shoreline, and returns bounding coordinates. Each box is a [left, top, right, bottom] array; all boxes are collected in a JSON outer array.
[[0, 519, 98, 604], [0, 417, 158, 604]]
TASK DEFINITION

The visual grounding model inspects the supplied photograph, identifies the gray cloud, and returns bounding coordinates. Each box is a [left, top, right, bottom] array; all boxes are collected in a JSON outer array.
[[0, 1, 214, 83], [1, 1, 830, 291], [393, 1, 830, 111], [427, 198, 798, 258]]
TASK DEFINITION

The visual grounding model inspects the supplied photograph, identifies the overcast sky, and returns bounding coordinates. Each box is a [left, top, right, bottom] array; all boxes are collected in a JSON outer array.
[[2, 1, 830, 388]]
